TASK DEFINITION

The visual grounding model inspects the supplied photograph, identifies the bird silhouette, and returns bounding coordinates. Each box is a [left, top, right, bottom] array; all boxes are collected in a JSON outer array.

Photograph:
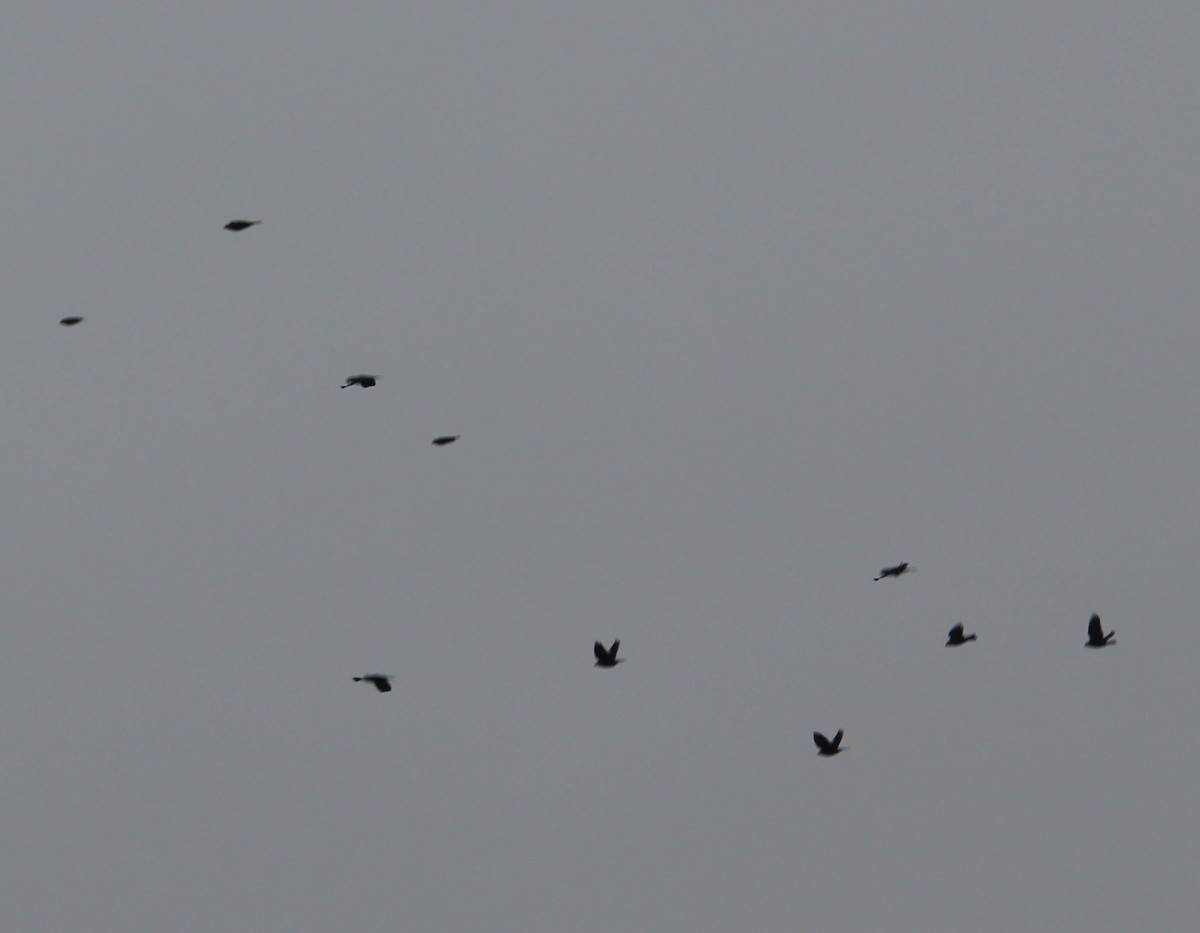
[[1086, 613, 1115, 648], [59, 317, 83, 327], [353, 674, 392, 693], [813, 729, 845, 756], [946, 623, 977, 646], [432, 435, 460, 446], [224, 220, 261, 231], [874, 562, 911, 581], [594, 640, 624, 668], [341, 374, 378, 389]]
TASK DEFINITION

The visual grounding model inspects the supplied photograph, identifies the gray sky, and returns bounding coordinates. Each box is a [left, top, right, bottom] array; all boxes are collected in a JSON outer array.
[[2, 3, 1198, 930]]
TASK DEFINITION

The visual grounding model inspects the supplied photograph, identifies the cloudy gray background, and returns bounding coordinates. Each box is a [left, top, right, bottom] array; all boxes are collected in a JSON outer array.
[[2, 3, 1198, 930]]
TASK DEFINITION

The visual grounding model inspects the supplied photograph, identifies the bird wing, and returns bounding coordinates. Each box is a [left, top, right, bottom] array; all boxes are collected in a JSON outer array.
[[949, 623, 964, 640], [373, 678, 392, 693], [831, 729, 844, 750], [609, 640, 620, 660], [594, 641, 607, 663], [1088, 614, 1103, 641], [813, 731, 831, 752]]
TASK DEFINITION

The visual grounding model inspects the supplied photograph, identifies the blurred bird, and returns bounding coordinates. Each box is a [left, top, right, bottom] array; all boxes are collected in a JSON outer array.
[[594, 640, 624, 668], [946, 623, 977, 646], [432, 435, 460, 446], [874, 562, 912, 581], [224, 220, 261, 231], [341, 374, 378, 388], [59, 317, 83, 326], [813, 729, 845, 756], [1086, 614, 1116, 648], [353, 674, 392, 693]]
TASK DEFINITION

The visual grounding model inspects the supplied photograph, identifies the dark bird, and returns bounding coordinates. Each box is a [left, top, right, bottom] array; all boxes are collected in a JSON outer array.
[[1086, 613, 1115, 648], [353, 674, 392, 693], [432, 435, 460, 446], [224, 220, 261, 231], [59, 316, 83, 326], [813, 729, 845, 756], [946, 623, 977, 646], [874, 562, 912, 581], [341, 374, 378, 389], [594, 640, 624, 668]]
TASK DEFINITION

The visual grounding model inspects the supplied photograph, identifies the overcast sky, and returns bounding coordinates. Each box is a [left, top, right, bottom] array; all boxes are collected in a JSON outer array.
[[2, 3, 1199, 931]]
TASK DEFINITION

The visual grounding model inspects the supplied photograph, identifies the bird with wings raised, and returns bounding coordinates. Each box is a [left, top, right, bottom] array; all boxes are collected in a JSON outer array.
[[1086, 614, 1115, 648], [813, 729, 845, 756], [593, 640, 624, 668]]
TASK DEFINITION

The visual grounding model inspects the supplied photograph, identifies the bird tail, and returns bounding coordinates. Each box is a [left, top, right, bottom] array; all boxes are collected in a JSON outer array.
[[966, 633, 977, 641]]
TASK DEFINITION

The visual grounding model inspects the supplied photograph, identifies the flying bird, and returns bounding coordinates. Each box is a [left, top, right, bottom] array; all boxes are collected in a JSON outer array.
[[224, 220, 261, 231], [59, 317, 83, 326], [1086, 613, 1115, 648], [341, 374, 378, 388], [353, 674, 392, 693], [594, 640, 624, 668], [946, 623, 977, 646], [874, 562, 912, 581], [432, 435, 460, 446], [813, 729, 845, 756]]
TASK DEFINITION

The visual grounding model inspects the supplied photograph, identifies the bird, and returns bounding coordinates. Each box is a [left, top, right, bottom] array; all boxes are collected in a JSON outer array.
[[594, 640, 624, 668], [874, 562, 912, 581], [432, 435, 460, 446], [59, 316, 83, 326], [341, 374, 378, 388], [1086, 613, 1115, 648], [813, 729, 845, 756], [353, 674, 392, 693], [224, 220, 261, 231], [946, 623, 977, 646]]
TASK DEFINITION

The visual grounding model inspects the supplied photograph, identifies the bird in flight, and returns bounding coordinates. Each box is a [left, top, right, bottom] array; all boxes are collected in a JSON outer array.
[[1086, 613, 1115, 648], [341, 374, 378, 389], [813, 729, 845, 756], [353, 674, 392, 693], [946, 623, 977, 646], [594, 640, 624, 668], [59, 316, 83, 326], [224, 220, 261, 231], [432, 435, 460, 446], [874, 562, 912, 581]]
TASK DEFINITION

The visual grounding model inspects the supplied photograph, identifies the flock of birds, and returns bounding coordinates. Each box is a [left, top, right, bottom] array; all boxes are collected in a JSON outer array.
[[809, 565, 1114, 756], [81, 220, 1117, 755], [60, 220, 465, 449], [352, 553, 1118, 757], [796, 563, 1115, 756], [63, 218, 466, 690]]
